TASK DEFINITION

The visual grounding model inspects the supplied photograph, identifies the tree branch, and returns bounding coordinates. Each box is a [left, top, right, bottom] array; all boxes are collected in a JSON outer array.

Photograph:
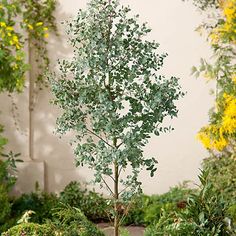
[[101, 176, 114, 197], [85, 128, 113, 148]]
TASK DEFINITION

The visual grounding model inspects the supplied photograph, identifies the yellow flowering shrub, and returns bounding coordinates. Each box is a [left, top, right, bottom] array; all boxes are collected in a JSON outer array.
[[198, 93, 236, 151], [210, 0, 236, 44], [0, 0, 56, 93], [0, 4, 28, 92], [194, 0, 236, 154]]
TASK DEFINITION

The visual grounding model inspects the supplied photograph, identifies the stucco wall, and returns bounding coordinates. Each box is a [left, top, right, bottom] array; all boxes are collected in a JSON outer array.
[[0, 0, 214, 195]]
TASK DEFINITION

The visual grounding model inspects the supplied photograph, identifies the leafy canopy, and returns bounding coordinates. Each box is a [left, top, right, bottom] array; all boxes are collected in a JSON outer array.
[[51, 0, 184, 197]]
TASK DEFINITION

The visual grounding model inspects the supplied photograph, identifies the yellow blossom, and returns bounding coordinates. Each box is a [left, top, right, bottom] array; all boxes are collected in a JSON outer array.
[[232, 75, 236, 83], [36, 22, 43, 26], [12, 35, 18, 43], [6, 26, 13, 31], [43, 27, 48, 31], [12, 64, 18, 70], [27, 24, 33, 30], [0, 22, 6, 27], [15, 44, 20, 50], [44, 33, 49, 38], [197, 132, 211, 149]]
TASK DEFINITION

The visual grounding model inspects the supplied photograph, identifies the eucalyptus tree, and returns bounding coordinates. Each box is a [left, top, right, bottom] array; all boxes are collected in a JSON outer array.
[[50, 0, 184, 235]]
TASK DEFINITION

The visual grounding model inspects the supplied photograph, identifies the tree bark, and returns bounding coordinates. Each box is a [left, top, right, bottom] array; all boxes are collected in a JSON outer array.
[[114, 160, 119, 236]]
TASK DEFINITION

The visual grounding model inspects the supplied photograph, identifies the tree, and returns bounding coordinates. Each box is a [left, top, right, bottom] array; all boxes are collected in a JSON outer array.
[[50, 0, 184, 235]]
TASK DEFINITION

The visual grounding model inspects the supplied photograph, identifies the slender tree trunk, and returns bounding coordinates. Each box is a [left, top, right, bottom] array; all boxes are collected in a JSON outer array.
[[114, 160, 119, 236]]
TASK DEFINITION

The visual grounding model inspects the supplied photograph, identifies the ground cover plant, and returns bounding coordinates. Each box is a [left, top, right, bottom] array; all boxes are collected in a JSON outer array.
[[50, 0, 184, 234]]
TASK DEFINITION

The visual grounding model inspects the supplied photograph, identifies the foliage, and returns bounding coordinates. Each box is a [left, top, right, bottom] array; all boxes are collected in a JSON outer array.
[[0, 151, 22, 191], [144, 170, 235, 236], [50, 0, 183, 233], [2, 205, 105, 236], [0, 184, 11, 224], [142, 185, 194, 226], [59, 181, 109, 222], [123, 185, 194, 226], [0, 123, 7, 153], [11, 191, 59, 224], [0, 152, 22, 233], [0, 0, 57, 93], [2, 222, 55, 236], [119, 228, 131, 236], [184, 0, 220, 10], [50, 205, 105, 236], [190, 0, 236, 154], [202, 155, 236, 203], [227, 204, 236, 225]]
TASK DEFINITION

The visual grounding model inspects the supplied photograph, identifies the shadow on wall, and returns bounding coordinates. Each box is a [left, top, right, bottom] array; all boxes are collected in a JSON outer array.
[[1, 1, 93, 195], [33, 1, 96, 194]]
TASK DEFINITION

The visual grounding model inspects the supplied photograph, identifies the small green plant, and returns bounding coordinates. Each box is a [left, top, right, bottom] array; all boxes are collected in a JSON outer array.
[[59, 181, 110, 222], [0, 151, 22, 190], [119, 228, 131, 236]]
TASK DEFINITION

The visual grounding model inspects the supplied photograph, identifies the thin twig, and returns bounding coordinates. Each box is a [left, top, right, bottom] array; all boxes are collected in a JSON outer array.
[[101, 176, 114, 197], [85, 128, 113, 148], [118, 166, 123, 177]]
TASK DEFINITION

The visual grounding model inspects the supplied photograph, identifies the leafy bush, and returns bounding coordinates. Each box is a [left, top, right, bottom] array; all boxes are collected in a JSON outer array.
[[3, 205, 105, 236], [227, 204, 236, 225], [144, 169, 235, 235], [0, 184, 11, 224], [202, 155, 236, 203], [143, 184, 194, 225], [11, 191, 59, 224], [50, 205, 105, 236], [59, 181, 109, 222], [2, 223, 54, 236], [123, 184, 194, 226]]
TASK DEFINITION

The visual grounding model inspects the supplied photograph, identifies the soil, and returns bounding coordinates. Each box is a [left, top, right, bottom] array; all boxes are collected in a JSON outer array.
[[98, 223, 145, 236]]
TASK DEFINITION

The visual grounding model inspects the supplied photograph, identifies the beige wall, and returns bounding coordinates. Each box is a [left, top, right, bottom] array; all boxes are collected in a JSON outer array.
[[0, 0, 214, 195]]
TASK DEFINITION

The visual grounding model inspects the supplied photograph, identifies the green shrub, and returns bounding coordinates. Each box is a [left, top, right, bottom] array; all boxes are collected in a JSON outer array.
[[123, 184, 194, 226], [3, 206, 105, 236], [144, 169, 235, 236], [227, 204, 236, 225], [59, 181, 109, 222], [143, 184, 194, 225], [50, 205, 105, 236], [0, 184, 11, 224], [11, 191, 59, 224], [2, 222, 54, 236], [202, 155, 236, 203]]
